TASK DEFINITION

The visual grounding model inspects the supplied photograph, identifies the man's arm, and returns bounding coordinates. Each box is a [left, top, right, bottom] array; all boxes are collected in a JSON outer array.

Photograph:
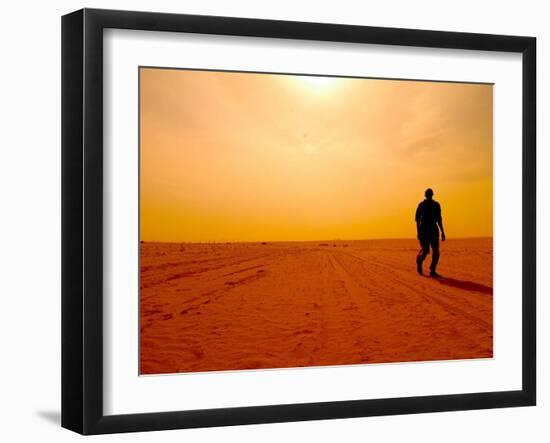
[[436, 203, 446, 241], [415, 204, 421, 239]]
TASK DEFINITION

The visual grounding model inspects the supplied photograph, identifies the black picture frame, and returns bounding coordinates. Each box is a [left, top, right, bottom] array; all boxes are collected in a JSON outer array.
[[62, 8, 536, 435]]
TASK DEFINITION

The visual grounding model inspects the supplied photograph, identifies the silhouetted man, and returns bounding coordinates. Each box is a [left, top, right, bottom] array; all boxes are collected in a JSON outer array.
[[415, 188, 445, 277]]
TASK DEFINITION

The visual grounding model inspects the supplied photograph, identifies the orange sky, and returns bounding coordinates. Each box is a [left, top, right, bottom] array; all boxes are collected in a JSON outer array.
[[140, 68, 492, 242]]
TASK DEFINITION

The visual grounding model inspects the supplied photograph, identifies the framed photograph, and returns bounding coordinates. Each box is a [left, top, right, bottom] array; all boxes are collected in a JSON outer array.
[[61, 8, 536, 435]]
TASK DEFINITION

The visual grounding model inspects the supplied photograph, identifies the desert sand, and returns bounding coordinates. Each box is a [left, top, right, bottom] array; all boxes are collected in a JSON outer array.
[[140, 238, 493, 375]]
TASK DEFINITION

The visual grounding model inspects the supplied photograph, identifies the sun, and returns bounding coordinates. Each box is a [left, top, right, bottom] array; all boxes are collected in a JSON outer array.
[[293, 75, 341, 94]]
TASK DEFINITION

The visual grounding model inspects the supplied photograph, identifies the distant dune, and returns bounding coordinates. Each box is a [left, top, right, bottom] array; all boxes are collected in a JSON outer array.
[[140, 238, 493, 375]]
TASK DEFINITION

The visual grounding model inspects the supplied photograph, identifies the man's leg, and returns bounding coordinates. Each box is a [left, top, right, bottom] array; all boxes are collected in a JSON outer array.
[[429, 235, 440, 275], [416, 238, 429, 275]]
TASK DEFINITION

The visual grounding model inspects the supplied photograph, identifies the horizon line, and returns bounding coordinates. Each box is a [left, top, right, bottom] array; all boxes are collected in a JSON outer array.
[[140, 236, 493, 244]]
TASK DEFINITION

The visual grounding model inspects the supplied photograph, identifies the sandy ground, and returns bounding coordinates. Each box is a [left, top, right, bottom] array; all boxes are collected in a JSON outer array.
[[140, 238, 493, 374]]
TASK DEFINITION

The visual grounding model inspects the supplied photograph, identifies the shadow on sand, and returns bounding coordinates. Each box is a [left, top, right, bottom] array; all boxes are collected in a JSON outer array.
[[436, 277, 493, 295]]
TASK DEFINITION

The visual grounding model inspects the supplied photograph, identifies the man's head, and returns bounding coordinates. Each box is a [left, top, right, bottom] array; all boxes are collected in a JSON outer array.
[[425, 188, 434, 200]]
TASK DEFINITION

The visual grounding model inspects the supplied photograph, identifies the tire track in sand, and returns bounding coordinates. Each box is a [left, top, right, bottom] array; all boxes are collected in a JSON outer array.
[[326, 252, 382, 362], [335, 250, 492, 333]]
